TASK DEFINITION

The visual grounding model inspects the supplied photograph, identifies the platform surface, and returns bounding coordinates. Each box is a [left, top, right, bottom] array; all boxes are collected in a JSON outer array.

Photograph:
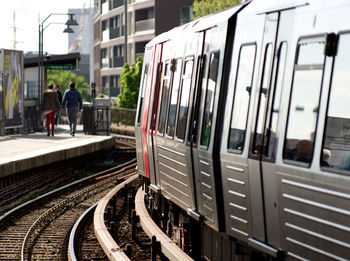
[[0, 124, 116, 178]]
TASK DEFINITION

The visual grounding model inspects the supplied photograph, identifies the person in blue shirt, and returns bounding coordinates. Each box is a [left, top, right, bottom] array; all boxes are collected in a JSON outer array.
[[61, 81, 82, 136]]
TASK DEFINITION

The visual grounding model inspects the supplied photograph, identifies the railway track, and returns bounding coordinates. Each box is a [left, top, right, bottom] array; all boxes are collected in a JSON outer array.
[[0, 159, 136, 260]]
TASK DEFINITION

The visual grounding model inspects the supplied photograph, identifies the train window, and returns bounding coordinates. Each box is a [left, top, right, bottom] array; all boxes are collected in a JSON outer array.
[[176, 58, 194, 141], [322, 33, 350, 173], [166, 58, 183, 137], [228, 44, 257, 152], [200, 51, 220, 148], [157, 62, 170, 135], [266, 42, 287, 158], [136, 64, 149, 124], [252, 43, 273, 154], [283, 38, 325, 165], [188, 55, 207, 145]]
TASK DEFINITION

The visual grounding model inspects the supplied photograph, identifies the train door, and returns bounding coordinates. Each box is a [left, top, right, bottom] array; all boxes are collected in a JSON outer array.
[[135, 47, 152, 177], [191, 26, 225, 231], [247, 12, 281, 248], [146, 43, 164, 185]]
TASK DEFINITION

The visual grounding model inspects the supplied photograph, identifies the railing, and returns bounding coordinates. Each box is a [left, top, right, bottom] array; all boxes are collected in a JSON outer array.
[[111, 108, 136, 126], [135, 18, 155, 32], [113, 0, 124, 8], [113, 56, 124, 68], [110, 27, 120, 39]]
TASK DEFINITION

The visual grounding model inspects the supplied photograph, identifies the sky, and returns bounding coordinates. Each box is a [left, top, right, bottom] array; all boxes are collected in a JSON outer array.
[[0, 0, 90, 54]]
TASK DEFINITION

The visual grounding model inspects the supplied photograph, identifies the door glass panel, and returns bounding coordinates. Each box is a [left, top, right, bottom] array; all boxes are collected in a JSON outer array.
[[283, 39, 325, 165], [228, 45, 256, 152], [188, 55, 206, 145], [157, 62, 170, 135], [322, 34, 350, 173], [137, 64, 149, 124], [166, 58, 183, 137], [176, 59, 194, 140], [266, 42, 287, 157], [200, 51, 220, 148], [253, 44, 273, 154]]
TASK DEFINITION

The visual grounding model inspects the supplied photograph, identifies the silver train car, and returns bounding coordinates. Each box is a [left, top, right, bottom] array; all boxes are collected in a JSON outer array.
[[135, 0, 350, 259]]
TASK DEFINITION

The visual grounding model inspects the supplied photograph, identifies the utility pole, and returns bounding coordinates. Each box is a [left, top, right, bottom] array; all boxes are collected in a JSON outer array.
[[11, 12, 23, 49]]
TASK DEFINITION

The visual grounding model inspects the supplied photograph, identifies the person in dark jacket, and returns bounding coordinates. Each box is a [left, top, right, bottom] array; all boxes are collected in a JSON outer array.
[[55, 84, 62, 126], [61, 81, 82, 136], [42, 84, 61, 136]]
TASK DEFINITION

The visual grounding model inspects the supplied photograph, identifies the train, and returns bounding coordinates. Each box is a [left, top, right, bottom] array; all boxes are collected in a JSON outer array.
[[134, 0, 350, 260]]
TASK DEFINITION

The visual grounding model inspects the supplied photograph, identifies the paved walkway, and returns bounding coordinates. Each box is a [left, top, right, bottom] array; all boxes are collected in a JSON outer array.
[[0, 124, 115, 178]]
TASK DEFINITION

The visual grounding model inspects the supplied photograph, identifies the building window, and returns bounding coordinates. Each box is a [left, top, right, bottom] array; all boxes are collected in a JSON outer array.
[[24, 81, 38, 99], [283, 37, 325, 165], [102, 76, 109, 96], [101, 48, 108, 68], [110, 75, 121, 97], [180, 6, 192, 25], [113, 45, 124, 68]]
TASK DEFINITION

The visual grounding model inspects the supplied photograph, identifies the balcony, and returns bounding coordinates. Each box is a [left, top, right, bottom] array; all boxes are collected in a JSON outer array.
[[110, 27, 121, 39], [135, 18, 155, 32], [113, 56, 125, 68], [102, 29, 110, 41]]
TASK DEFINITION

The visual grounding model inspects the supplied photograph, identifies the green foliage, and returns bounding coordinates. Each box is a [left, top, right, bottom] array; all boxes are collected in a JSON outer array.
[[118, 56, 143, 109], [96, 93, 105, 98], [193, 0, 241, 19], [47, 70, 91, 102]]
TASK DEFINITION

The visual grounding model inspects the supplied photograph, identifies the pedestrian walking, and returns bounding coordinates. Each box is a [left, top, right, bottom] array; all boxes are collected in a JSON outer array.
[[42, 84, 61, 136], [61, 81, 82, 136], [55, 84, 63, 126]]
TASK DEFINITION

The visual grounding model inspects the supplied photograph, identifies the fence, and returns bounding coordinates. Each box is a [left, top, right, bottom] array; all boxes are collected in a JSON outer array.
[[111, 107, 136, 126]]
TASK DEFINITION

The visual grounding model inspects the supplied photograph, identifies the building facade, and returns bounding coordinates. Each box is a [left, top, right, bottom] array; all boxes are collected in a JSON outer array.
[[68, 7, 94, 84], [93, 0, 193, 97]]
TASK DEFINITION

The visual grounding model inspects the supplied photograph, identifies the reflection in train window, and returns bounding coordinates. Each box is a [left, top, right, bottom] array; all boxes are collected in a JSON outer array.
[[322, 34, 350, 173], [166, 58, 183, 137], [157, 62, 170, 135], [200, 51, 220, 148], [176, 59, 194, 141], [228, 44, 256, 152], [283, 38, 325, 165]]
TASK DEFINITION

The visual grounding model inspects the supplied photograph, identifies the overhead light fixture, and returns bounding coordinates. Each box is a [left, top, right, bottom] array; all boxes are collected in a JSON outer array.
[[63, 25, 74, 33], [65, 14, 78, 26]]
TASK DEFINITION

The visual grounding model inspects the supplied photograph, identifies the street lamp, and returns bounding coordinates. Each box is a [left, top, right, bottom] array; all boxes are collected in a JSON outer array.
[[38, 13, 78, 107]]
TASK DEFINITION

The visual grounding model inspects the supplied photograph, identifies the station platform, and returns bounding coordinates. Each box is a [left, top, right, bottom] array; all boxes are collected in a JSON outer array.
[[0, 124, 116, 178]]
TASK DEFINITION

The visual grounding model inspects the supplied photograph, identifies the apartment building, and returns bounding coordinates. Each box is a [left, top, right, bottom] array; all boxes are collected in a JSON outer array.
[[93, 0, 193, 97]]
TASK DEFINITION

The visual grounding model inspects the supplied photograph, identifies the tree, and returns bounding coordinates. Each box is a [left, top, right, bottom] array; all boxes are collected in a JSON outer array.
[[47, 70, 91, 102], [118, 56, 143, 109], [192, 0, 241, 19]]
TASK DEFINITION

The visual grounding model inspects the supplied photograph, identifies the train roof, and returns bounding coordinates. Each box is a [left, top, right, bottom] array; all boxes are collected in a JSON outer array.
[[146, 3, 245, 47]]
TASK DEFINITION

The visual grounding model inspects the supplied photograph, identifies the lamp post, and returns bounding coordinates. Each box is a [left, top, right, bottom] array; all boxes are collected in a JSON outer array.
[[38, 13, 78, 107]]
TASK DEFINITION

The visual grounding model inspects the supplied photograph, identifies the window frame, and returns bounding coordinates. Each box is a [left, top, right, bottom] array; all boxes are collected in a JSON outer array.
[[321, 31, 350, 175], [175, 55, 195, 142], [282, 35, 326, 167], [227, 43, 257, 154]]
